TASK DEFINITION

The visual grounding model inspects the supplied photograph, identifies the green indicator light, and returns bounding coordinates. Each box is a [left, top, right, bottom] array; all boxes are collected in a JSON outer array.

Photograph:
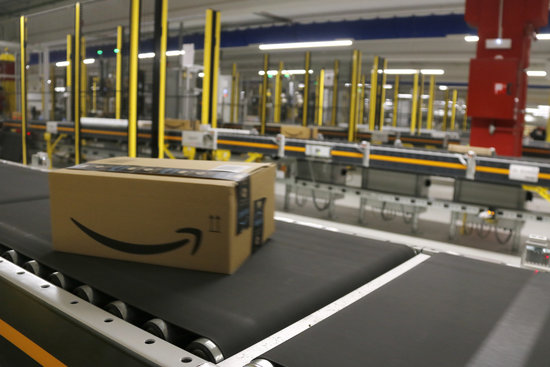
[[114, 48, 119, 54], [97, 49, 103, 55]]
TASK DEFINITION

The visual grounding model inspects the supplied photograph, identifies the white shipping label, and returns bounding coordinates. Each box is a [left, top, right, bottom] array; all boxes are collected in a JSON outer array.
[[509, 164, 539, 183], [46, 121, 58, 134], [305, 144, 332, 158]]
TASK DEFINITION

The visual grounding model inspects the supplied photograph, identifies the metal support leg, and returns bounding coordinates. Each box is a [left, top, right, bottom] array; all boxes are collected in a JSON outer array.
[[449, 211, 459, 240], [511, 222, 523, 254], [411, 211, 419, 234], [284, 183, 292, 211], [328, 192, 335, 219], [359, 197, 367, 224]]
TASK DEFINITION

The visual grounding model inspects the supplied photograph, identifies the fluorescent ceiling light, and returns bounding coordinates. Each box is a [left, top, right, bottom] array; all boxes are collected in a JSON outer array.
[[259, 39, 353, 50], [198, 72, 205, 78], [384, 69, 417, 75], [464, 35, 479, 42], [54, 87, 66, 92], [536, 33, 550, 40], [258, 70, 279, 76], [439, 85, 448, 91], [83, 58, 95, 64], [56, 61, 69, 67], [166, 50, 185, 56], [138, 52, 155, 59], [258, 69, 313, 76], [384, 68, 444, 75], [383, 84, 393, 89], [421, 69, 445, 75], [398, 93, 412, 99], [527, 70, 547, 77]]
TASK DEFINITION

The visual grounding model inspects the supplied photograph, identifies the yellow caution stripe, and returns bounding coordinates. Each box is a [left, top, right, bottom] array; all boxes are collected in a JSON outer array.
[[475, 166, 509, 175], [370, 154, 466, 170], [0, 318, 66, 367], [285, 146, 306, 153], [331, 150, 363, 158], [217, 139, 278, 150]]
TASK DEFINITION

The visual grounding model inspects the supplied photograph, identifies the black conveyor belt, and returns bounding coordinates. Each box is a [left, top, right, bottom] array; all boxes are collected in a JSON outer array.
[[261, 253, 550, 367], [0, 164, 415, 357], [0, 163, 49, 204]]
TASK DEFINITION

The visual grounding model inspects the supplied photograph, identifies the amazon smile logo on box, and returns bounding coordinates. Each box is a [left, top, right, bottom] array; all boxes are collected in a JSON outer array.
[[71, 218, 202, 255]]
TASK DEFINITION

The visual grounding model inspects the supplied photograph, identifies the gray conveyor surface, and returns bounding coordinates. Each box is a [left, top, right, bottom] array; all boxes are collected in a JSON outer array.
[[0, 163, 49, 204], [0, 163, 415, 357], [260, 253, 550, 367]]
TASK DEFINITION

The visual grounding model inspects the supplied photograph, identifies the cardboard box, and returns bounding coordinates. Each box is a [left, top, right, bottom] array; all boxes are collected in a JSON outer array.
[[280, 124, 318, 140], [49, 157, 276, 274], [165, 118, 201, 131]]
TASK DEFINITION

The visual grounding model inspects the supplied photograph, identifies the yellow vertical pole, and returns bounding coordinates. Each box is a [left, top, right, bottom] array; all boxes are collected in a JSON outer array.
[[392, 75, 399, 127], [201, 9, 220, 127], [115, 25, 122, 119], [314, 74, 319, 125], [410, 72, 419, 134], [260, 53, 268, 134], [450, 89, 458, 131], [211, 10, 221, 128], [317, 68, 325, 126], [348, 50, 359, 142], [92, 77, 97, 112], [235, 71, 240, 122], [74, 2, 81, 164], [230, 63, 237, 122], [355, 54, 362, 125], [302, 51, 311, 126], [66, 35, 72, 89], [201, 9, 213, 126], [379, 59, 388, 130], [418, 74, 426, 132], [19, 16, 27, 165], [274, 61, 283, 123], [427, 75, 435, 130], [443, 89, 449, 131], [331, 59, 339, 126], [158, 0, 168, 158], [81, 37, 87, 117], [128, 0, 140, 157], [358, 74, 366, 127], [368, 56, 379, 131]]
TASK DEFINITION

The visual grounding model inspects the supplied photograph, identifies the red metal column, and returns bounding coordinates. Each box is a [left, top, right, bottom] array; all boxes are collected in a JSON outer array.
[[465, 0, 548, 156]]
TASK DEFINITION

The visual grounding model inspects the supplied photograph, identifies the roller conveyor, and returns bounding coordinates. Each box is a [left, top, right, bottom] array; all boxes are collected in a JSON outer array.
[[254, 253, 550, 367], [0, 163, 415, 359]]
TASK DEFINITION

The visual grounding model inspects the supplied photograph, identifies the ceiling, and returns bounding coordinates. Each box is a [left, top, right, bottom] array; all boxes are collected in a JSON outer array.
[[2, 0, 550, 108]]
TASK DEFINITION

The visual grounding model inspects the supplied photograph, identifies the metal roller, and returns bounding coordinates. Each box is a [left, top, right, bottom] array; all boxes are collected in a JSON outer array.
[[48, 271, 77, 290], [244, 359, 275, 367], [187, 337, 224, 363], [22, 260, 46, 277], [105, 300, 141, 323], [142, 318, 172, 341], [2, 249, 20, 264], [73, 285, 107, 306]]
